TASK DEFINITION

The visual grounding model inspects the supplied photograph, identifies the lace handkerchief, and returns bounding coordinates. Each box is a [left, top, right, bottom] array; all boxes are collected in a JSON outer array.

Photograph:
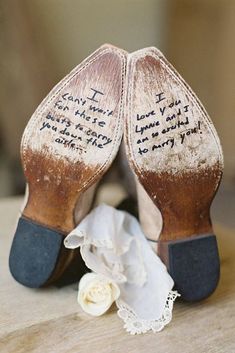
[[64, 204, 180, 334]]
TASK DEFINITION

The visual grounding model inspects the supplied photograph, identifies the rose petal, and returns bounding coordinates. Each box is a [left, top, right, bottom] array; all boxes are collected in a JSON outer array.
[[78, 291, 113, 316], [77, 273, 120, 316], [78, 272, 99, 291]]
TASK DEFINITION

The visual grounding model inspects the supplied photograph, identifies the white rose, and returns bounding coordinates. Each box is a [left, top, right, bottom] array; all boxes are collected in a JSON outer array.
[[78, 272, 120, 316]]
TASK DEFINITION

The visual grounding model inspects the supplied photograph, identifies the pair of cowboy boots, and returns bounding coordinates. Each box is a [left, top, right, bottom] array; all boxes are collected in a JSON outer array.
[[9, 44, 223, 302]]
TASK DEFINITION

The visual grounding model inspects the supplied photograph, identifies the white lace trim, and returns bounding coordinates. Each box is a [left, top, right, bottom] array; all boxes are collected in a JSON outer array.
[[117, 291, 180, 335]]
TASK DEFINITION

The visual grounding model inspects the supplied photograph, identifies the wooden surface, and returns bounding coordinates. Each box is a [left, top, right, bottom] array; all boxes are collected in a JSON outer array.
[[0, 197, 235, 353]]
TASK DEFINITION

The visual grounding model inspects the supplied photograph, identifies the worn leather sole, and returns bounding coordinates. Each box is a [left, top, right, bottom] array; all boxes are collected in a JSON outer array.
[[9, 44, 126, 288], [125, 47, 223, 301]]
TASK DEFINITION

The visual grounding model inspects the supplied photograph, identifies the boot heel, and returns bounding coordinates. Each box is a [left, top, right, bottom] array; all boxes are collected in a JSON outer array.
[[158, 234, 220, 301], [9, 217, 69, 287]]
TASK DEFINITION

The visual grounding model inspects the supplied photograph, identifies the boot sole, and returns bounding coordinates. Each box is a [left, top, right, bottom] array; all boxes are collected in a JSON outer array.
[[125, 47, 223, 301], [9, 45, 126, 287]]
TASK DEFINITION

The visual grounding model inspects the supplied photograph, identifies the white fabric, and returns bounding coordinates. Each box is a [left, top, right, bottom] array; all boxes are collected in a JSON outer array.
[[64, 204, 179, 334]]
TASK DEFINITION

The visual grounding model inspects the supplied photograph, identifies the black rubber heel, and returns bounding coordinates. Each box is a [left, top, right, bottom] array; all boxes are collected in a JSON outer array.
[[166, 234, 220, 301], [9, 217, 65, 288]]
